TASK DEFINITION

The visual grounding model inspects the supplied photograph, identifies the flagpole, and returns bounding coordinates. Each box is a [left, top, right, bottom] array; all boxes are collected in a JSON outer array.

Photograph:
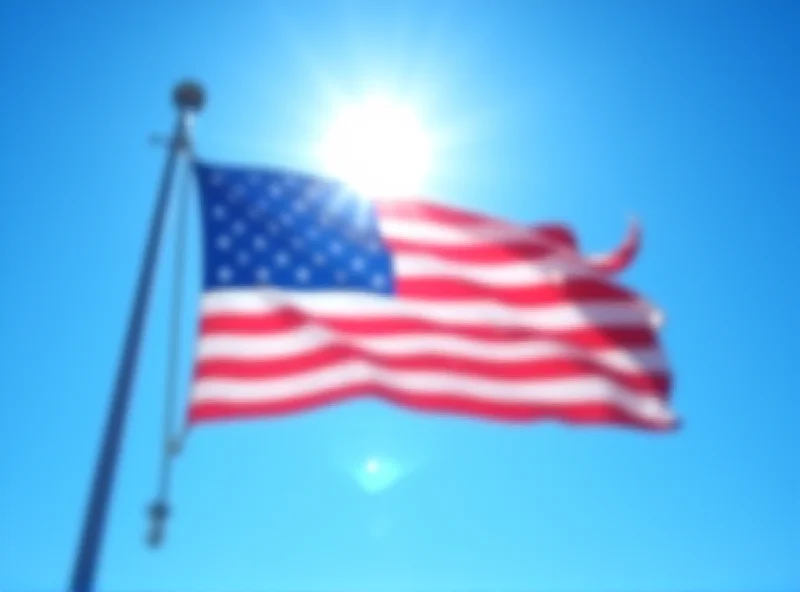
[[69, 81, 205, 592]]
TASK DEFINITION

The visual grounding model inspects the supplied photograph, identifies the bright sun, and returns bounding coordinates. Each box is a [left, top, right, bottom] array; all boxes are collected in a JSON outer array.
[[317, 95, 433, 197]]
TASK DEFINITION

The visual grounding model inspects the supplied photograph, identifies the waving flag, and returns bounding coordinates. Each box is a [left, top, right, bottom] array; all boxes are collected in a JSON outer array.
[[189, 162, 675, 429]]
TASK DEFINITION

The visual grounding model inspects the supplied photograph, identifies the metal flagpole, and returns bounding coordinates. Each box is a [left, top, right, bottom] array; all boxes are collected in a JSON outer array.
[[69, 81, 205, 592]]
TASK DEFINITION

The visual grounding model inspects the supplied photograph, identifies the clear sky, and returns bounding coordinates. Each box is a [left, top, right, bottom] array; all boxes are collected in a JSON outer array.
[[0, 1, 798, 591]]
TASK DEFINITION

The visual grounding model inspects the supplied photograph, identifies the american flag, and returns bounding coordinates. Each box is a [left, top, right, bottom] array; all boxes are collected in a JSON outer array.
[[189, 162, 675, 430]]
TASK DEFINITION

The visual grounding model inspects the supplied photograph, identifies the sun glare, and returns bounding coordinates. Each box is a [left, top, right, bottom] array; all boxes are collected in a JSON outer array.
[[317, 95, 433, 197]]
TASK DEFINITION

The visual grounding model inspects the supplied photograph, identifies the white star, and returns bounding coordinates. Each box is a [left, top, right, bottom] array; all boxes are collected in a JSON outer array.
[[295, 267, 311, 283], [236, 251, 250, 266], [213, 205, 226, 220], [304, 182, 325, 200], [228, 185, 246, 201], [217, 267, 232, 282], [330, 241, 343, 255], [274, 251, 290, 267], [216, 235, 231, 250], [367, 239, 381, 253], [335, 269, 348, 284], [351, 256, 366, 272], [256, 267, 270, 283], [248, 173, 261, 186], [232, 220, 246, 236], [268, 183, 282, 198], [313, 252, 326, 266], [293, 199, 308, 213], [291, 236, 305, 250], [210, 172, 224, 186], [307, 227, 319, 240], [371, 274, 386, 289], [253, 235, 267, 251], [268, 221, 281, 236], [280, 212, 293, 225]]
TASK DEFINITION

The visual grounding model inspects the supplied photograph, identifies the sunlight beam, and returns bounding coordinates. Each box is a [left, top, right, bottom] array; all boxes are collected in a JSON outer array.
[[317, 94, 434, 197]]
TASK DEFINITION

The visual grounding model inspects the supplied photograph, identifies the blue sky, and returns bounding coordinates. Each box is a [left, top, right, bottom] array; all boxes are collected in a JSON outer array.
[[0, 1, 798, 591]]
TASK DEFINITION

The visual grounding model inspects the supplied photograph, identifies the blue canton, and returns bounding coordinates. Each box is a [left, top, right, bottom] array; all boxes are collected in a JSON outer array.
[[195, 162, 396, 294]]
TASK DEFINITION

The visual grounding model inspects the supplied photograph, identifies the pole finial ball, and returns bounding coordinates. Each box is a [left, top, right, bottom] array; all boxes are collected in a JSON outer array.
[[173, 81, 205, 112]]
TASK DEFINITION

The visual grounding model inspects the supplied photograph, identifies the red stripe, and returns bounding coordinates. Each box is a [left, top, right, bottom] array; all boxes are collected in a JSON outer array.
[[396, 277, 643, 307], [200, 310, 660, 349], [189, 386, 675, 430], [196, 345, 670, 395], [532, 224, 578, 251], [587, 222, 640, 275]]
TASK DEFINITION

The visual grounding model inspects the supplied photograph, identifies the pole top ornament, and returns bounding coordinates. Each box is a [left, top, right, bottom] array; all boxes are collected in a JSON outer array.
[[173, 81, 205, 112]]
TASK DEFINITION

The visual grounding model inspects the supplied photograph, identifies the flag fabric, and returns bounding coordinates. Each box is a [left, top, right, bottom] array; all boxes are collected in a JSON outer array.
[[189, 162, 675, 430]]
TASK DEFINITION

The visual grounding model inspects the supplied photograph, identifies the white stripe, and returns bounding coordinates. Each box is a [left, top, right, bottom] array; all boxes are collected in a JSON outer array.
[[395, 253, 593, 285], [198, 330, 668, 374], [379, 217, 548, 246], [201, 289, 655, 330], [192, 361, 674, 425]]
